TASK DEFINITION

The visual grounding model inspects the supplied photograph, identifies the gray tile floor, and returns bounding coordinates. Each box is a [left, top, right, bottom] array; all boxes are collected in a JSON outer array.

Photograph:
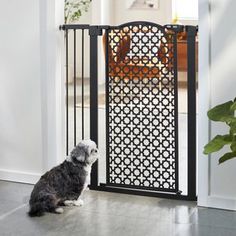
[[1, 181, 236, 236]]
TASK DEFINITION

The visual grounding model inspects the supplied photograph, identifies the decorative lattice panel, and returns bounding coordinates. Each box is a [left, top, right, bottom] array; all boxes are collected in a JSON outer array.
[[106, 22, 178, 192]]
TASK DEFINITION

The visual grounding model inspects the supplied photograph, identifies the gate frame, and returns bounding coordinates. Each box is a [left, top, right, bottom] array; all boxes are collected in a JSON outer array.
[[61, 22, 197, 201], [105, 22, 180, 194]]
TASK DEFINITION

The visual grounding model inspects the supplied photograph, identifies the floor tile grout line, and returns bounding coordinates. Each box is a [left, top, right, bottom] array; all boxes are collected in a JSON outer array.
[[0, 203, 28, 221]]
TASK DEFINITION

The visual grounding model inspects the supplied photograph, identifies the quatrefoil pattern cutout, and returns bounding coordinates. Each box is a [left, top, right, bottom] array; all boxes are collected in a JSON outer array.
[[106, 23, 178, 192]]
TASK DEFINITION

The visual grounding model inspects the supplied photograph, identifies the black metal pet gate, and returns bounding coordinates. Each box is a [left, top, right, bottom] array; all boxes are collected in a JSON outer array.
[[61, 22, 197, 201]]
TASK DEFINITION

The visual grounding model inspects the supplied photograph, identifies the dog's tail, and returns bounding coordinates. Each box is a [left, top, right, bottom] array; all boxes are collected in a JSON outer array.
[[28, 203, 45, 217]]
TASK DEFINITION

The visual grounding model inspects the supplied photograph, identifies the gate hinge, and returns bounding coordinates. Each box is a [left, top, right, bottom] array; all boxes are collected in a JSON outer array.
[[165, 24, 184, 33], [89, 26, 103, 36], [176, 190, 182, 195], [185, 25, 198, 36]]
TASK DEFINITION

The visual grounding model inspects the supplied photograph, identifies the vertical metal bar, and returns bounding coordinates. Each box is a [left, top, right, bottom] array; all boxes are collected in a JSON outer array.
[[173, 31, 179, 193], [73, 29, 77, 146], [82, 29, 85, 139], [186, 25, 197, 200], [89, 26, 102, 189], [105, 30, 110, 185], [66, 29, 69, 155]]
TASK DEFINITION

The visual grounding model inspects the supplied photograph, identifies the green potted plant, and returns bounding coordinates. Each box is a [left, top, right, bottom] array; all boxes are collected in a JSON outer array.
[[64, 0, 91, 24], [204, 98, 236, 163]]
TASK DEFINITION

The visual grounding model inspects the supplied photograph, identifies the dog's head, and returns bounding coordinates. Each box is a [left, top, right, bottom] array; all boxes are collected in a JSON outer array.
[[70, 139, 99, 165]]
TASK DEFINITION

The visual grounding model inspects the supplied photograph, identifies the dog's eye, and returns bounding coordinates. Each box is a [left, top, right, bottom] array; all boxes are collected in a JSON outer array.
[[93, 149, 98, 153]]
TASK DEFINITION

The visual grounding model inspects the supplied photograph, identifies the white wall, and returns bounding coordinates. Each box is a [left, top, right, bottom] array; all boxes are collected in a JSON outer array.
[[113, 0, 172, 25], [198, 0, 236, 210], [0, 0, 64, 184], [111, 0, 197, 26]]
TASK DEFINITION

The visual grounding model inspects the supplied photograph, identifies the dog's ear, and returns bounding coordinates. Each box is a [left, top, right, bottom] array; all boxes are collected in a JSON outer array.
[[75, 151, 86, 162], [70, 144, 89, 163], [83, 145, 91, 156]]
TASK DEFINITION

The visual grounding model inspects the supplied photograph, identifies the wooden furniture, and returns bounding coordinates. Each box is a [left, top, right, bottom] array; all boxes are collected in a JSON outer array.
[[102, 31, 198, 81], [176, 32, 198, 71]]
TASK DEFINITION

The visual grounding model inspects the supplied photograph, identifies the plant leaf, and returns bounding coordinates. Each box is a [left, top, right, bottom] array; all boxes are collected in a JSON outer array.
[[230, 141, 236, 152], [230, 101, 236, 111], [203, 135, 232, 154], [207, 101, 234, 122], [64, 0, 91, 23], [219, 152, 236, 164], [230, 121, 236, 135]]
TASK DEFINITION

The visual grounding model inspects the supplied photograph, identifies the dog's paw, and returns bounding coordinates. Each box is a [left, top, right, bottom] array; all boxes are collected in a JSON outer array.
[[64, 199, 84, 207], [55, 207, 64, 214], [64, 200, 74, 206], [74, 199, 84, 207]]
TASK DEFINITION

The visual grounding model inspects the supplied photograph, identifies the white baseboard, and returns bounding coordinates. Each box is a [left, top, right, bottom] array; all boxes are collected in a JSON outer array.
[[198, 196, 236, 211], [0, 169, 41, 184]]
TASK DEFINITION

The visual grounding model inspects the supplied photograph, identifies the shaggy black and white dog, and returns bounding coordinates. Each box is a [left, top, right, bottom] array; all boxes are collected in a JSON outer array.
[[28, 139, 99, 217]]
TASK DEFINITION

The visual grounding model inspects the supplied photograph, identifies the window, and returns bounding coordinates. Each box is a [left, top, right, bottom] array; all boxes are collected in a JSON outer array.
[[172, 0, 198, 21]]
